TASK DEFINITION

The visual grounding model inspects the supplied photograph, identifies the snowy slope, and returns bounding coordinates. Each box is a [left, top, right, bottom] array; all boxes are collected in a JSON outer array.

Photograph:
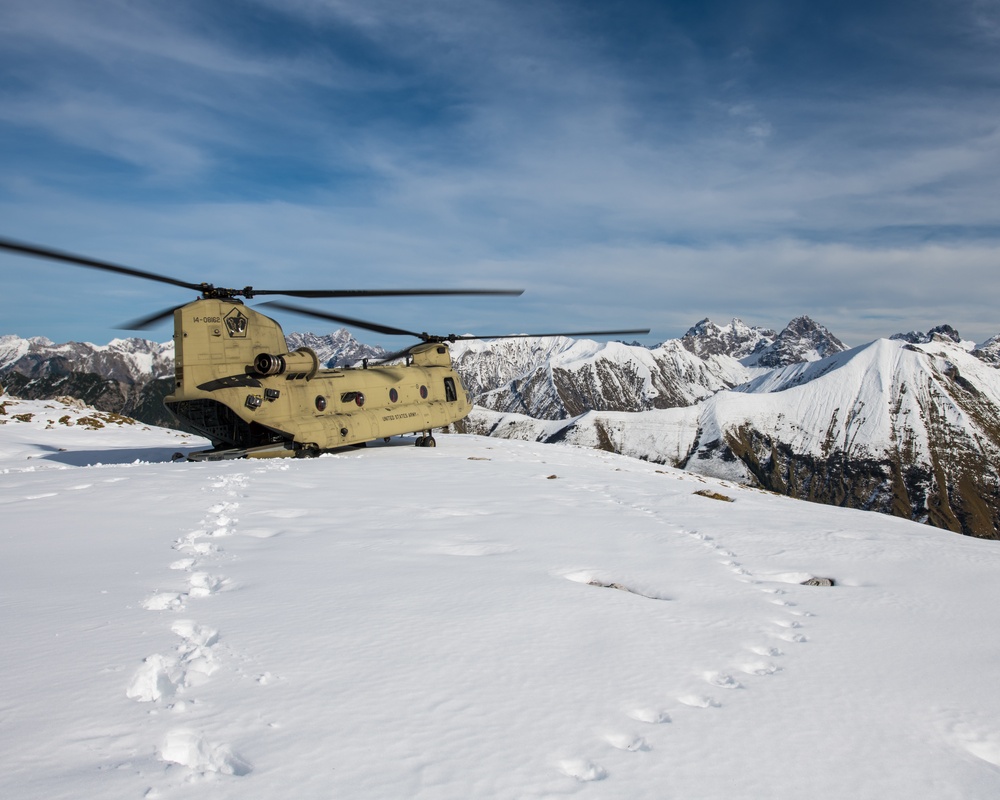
[[719, 337, 1000, 459], [3, 396, 1000, 799], [466, 337, 1000, 537]]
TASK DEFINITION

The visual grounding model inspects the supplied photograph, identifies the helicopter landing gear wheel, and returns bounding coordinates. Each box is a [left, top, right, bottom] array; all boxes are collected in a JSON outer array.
[[415, 432, 436, 447]]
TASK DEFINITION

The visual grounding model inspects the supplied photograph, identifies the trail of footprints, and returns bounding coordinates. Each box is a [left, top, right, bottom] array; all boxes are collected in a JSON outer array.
[[127, 473, 255, 778], [558, 484, 818, 785]]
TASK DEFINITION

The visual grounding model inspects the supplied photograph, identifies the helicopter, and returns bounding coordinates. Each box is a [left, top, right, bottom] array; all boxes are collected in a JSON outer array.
[[0, 237, 649, 460]]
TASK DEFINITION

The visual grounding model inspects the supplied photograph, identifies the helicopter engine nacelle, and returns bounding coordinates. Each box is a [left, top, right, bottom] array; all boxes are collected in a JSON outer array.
[[252, 347, 319, 379]]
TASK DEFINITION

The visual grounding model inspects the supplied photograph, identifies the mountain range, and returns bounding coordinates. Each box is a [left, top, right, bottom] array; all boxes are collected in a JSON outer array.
[[3, 317, 1000, 538]]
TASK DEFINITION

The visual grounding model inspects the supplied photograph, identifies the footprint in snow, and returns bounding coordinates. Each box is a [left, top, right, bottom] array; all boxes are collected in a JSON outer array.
[[704, 672, 742, 690], [171, 619, 219, 648], [557, 758, 607, 782], [159, 729, 252, 776], [173, 540, 218, 556], [188, 572, 228, 598], [142, 592, 186, 611], [626, 707, 671, 724], [677, 694, 721, 709], [773, 630, 809, 644], [127, 621, 221, 703], [739, 660, 782, 676], [605, 733, 650, 752]]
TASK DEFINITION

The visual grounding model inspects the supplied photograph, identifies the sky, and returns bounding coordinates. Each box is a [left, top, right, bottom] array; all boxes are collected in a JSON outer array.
[[1, 0, 1000, 347]]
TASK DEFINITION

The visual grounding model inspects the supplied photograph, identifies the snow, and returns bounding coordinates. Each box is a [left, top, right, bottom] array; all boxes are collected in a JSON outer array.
[[3, 396, 1000, 799]]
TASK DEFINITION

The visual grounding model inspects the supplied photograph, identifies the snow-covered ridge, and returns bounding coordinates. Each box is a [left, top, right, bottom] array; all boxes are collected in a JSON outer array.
[[0, 333, 175, 382], [464, 335, 1000, 537], [453, 335, 752, 419], [6, 317, 1000, 536], [283, 329, 386, 367]]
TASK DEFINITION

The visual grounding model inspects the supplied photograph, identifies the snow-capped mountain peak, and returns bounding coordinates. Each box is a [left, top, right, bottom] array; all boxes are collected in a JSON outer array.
[[680, 317, 776, 360], [745, 315, 847, 368], [891, 324, 963, 345], [283, 328, 387, 367]]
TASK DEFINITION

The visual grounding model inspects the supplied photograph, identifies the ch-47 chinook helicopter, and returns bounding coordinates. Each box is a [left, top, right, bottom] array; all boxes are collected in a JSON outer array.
[[0, 237, 649, 460]]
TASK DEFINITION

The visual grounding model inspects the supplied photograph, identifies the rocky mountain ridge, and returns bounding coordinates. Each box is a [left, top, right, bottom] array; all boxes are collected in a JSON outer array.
[[5, 318, 1000, 537], [679, 317, 776, 360]]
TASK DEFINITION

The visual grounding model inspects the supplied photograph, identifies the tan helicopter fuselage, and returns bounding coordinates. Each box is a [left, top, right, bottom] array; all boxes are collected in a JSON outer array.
[[165, 298, 471, 458]]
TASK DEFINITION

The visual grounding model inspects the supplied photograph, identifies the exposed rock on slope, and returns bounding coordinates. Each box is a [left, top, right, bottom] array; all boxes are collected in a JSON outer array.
[[452, 337, 749, 419], [0, 335, 174, 382], [284, 330, 386, 367], [0, 335, 178, 426], [680, 318, 775, 360], [891, 324, 962, 345], [973, 334, 1000, 366], [0, 372, 177, 428], [746, 316, 847, 368]]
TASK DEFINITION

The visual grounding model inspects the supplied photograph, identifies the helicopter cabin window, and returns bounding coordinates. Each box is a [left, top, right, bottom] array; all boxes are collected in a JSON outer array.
[[444, 377, 457, 402]]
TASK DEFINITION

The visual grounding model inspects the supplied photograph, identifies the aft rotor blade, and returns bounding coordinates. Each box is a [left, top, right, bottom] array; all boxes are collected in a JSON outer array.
[[369, 345, 421, 364], [0, 237, 202, 292], [253, 288, 524, 299], [261, 301, 428, 339], [118, 304, 186, 330], [447, 329, 651, 341]]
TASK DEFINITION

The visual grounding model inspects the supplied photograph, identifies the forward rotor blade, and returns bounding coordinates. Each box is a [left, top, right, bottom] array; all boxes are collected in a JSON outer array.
[[253, 288, 524, 299], [117, 304, 186, 330], [0, 237, 202, 292], [261, 301, 428, 339]]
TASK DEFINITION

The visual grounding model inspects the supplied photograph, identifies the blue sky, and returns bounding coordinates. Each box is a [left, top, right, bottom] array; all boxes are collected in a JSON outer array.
[[2, 0, 999, 347]]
